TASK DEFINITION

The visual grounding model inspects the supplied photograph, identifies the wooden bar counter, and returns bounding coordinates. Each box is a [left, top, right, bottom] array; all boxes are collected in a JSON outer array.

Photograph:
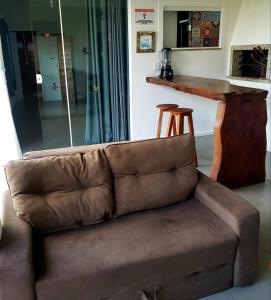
[[146, 75, 268, 188]]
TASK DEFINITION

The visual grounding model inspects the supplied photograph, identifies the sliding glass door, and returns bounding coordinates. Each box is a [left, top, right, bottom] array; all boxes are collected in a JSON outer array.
[[0, 0, 129, 153], [59, 0, 88, 146], [0, 0, 71, 152]]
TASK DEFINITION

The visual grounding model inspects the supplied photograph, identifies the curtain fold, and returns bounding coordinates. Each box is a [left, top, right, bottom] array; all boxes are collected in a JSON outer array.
[[85, 0, 129, 144]]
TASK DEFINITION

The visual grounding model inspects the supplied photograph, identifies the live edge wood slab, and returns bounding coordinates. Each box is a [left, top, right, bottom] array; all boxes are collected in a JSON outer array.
[[146, 75, 268, 188]]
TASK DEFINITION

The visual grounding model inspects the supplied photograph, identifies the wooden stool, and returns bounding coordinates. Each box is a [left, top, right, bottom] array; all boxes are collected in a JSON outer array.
[[167, 107, 198, 167], [156, 104, 178, 138]]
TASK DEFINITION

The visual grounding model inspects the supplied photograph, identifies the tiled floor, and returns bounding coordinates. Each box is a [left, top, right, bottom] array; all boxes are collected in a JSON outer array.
[[12, 100, 86, 153], [0, 135, 270, 299], [196, 136, 271, 300]]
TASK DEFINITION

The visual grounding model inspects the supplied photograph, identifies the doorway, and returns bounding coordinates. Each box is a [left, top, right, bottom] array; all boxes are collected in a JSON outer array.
[[0, 0, 129, 153], [37, 36, 62, 102]]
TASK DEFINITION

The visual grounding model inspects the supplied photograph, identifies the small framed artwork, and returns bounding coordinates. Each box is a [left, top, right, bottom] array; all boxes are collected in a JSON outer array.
[[137, 31, 155, 53]]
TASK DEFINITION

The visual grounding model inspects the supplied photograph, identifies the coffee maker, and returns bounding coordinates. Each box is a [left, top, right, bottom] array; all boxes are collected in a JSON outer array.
[[159, 48, 173, 80]]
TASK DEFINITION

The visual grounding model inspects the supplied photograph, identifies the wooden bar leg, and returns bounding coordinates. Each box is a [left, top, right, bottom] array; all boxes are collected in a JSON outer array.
[[166, 113, 174, 137], [210, 102, 225, 182], [210, 94, 267, 188], [156, 110, 163, 138], [188, 114, 198, 167]]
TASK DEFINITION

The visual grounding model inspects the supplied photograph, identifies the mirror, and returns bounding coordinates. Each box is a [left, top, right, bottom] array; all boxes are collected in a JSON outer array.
[[163, 10, 221, 49]]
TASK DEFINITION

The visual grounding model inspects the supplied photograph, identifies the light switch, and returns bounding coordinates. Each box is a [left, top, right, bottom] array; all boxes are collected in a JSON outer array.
[[36, 74, 43, 84]]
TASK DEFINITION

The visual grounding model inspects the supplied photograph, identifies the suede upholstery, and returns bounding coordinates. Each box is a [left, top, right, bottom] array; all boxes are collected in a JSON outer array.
[[23, 142, 114, 159], [0, 191, 35, 300], [35, 199, 237, 300], [105, 135, 198, 216], [0, 135, 260, 300], [5, 150, 113, 232], [194, 172, 260, 286]]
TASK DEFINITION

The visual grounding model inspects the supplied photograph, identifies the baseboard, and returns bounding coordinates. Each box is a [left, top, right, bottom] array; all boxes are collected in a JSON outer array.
[[194, 130, 214, 137]]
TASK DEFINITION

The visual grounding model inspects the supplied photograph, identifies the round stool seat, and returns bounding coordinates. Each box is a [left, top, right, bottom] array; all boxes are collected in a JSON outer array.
[[156, 104, 179, 138], [170, 108, 193, 115], [166, 106, 198, 167], [156, 104, 178, 111]]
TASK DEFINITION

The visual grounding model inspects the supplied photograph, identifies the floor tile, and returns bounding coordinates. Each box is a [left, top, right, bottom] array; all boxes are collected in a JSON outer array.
[[227, 250, 271, 300], [200, 291, 235, 299], [235, 182, 271, 252]]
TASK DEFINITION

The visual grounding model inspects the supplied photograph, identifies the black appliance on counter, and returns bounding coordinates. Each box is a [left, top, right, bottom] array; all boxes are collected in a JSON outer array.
[[159, 48, 173, 80]]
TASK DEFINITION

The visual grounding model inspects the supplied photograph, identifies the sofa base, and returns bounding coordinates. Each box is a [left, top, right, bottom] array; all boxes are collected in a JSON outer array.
[[105, 263, 233, 300], [35, 198, 237, 300]]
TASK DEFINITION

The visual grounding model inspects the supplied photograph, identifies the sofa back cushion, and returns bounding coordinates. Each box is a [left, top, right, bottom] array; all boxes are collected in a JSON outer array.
[[105, 134, 198, 216], [5, 150, 113, 232]]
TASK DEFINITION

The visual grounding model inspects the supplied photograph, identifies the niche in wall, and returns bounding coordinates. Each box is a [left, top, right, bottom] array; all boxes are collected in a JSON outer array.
[[163, 9, 221, 49], [229, 44, 271, 82]]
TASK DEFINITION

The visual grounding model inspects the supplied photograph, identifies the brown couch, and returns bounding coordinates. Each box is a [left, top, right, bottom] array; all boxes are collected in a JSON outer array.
[[0, 135, 259, 300]]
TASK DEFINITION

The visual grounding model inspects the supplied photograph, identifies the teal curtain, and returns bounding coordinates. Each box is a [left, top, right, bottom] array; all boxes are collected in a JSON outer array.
[[85, 0, 129, 144]]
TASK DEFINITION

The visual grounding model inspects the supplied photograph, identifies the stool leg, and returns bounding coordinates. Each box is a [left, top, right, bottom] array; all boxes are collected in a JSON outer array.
[[177, 115, 184, 135], [166, 113, 174, 137], [172, 115, 177, 135], [156, 110, 163, 138], [187, 114, 198, 167]]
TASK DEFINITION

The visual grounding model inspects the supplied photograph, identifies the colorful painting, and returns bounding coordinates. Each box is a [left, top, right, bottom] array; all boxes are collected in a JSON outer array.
[[192, 11, 202, 26], [192, 27, 201, 38], [202, 11, 221, 23], [191, 11, 221, 47], [191, 37, 203, 48]]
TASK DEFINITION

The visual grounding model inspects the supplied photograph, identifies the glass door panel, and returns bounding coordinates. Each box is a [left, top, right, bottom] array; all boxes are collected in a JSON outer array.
[[59, 0, 87, 146], [0, 0, 72, 153], [1, 0, 129, 152]]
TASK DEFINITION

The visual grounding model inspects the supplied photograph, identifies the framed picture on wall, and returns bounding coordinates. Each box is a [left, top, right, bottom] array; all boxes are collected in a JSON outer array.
[[137, 32, 156, 53]]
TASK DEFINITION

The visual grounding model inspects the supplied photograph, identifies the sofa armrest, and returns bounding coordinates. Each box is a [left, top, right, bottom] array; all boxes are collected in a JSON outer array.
[[0, 191, 35, 300], [194, 172, 259, 286]]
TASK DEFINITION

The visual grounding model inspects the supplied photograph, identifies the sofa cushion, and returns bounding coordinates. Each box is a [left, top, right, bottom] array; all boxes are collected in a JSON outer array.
[[5, 150, 113, 232], [34, 199, 238, 300], [105, 135, 198, 216]]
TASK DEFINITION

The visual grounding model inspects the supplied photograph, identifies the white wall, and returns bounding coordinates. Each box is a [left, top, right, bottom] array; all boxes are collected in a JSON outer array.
[[128, 0, 242, 141], [231, 0, 271, 46], [229, 0, 271, 151]]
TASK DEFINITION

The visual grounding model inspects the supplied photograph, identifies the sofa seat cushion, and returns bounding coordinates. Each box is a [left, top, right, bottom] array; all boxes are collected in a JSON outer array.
[[5, 150, 113, 232], [105, 135, 198, 216], [35, 199, 238, 300]]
